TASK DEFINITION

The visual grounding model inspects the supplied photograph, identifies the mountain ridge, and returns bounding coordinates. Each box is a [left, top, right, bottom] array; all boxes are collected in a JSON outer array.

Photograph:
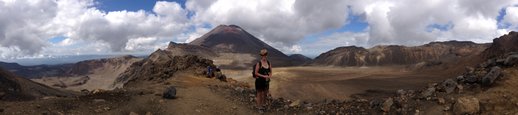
[[312, 40, 490, 66]]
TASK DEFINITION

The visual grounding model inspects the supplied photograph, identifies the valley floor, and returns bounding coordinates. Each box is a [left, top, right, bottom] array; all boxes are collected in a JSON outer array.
[[227, 66, 451, 102]]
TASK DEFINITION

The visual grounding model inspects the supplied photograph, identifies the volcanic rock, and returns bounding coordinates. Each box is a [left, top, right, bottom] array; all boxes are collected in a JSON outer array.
[[162, 86, 177, 99], [463, 74, 478, 84], [441, 79, 458, 94], [481, 66, 502, 86], [453, 96, 480, 115], [504, 54, 518, 66], [112, 50, 215, 88], [482, 31, 518, 59], [420, 87, 436, 98], [166, 42, 218, 58]]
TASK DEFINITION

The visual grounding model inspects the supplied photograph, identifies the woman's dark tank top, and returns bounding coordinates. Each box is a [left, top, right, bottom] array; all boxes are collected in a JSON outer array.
[[258, 61, 271, 81]]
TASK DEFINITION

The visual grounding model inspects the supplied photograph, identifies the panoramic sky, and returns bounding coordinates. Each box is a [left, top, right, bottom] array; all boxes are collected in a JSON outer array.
[[1, 0, 518, 60]]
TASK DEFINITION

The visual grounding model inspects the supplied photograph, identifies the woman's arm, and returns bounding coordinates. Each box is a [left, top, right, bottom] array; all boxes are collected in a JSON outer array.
[[254, 63, 269, 78], [268, 63, 272, 78]]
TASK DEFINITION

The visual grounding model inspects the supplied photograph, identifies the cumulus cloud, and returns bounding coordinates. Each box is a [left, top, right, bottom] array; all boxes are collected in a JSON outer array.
[[69, 1, 189, 51], [0, 0, 190, 59], [0, 0, 58, 58], [186, 0, 349, 49], [503, 6, 518, 29], [345, 0, 518, 46]]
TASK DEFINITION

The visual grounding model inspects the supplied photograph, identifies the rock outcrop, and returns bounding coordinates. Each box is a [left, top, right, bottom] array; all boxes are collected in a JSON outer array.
[[166, 42, 218, 58], [312, 41, 488, 66], [482, 31, 518, 59], [112, 49, 215, 88]]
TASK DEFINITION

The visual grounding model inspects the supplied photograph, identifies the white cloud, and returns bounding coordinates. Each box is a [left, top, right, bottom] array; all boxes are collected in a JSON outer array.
[[0, 0, 191, 59], [124, 37, 158, 51], [289, 45, 302, 53], [70, 1, 189, 51], [349, 0, 518, 46], [57, 38, 75, 46], [175, 23, 212, 43], [0, 0, 58, 57], [503, 6, 518, 29]]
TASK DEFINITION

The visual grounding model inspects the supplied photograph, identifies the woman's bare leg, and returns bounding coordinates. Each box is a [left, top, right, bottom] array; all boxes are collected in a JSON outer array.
[[256, 90, 262, 107], [262, 91, 266, 106]]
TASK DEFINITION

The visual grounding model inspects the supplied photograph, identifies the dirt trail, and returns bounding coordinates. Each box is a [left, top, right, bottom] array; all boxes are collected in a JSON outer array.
[[154, 73, 256, 114]]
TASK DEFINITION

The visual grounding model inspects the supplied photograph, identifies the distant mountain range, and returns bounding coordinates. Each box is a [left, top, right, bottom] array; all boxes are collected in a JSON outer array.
[[311, 31, 518, 68], [311, 41, 489, 66], [0, 55, 141, 79], [1, 54, 146, 66]]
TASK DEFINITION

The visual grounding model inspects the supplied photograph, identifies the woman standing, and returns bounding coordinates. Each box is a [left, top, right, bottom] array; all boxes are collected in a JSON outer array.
[[255, 48, 272, 109]]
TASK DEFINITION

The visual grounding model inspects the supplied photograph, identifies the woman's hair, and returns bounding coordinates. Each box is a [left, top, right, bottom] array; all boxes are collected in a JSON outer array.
[[260, 48, 268, 56]]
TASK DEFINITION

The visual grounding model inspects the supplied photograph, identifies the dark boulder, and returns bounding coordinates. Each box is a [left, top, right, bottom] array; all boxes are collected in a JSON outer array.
[[162, 86, 177, 99], [481, 66, 502, 86], [504, 54, 518, 66], [441, 79, 458, 94], [480, 59, 496, 68], [463, 74, 478, 84], [420, 87, 435, 98], [369, 99, 384, 110]]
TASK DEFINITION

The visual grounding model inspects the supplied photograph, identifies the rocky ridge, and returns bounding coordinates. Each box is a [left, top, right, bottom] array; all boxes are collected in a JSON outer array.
[[0, 55, 142, 79], [112, 49, 215, 88], [312, 41, 488, 66]]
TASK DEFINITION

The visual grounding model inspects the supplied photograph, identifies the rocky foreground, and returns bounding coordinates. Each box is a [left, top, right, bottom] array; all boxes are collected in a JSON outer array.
[[211, 52, 518, 114]]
